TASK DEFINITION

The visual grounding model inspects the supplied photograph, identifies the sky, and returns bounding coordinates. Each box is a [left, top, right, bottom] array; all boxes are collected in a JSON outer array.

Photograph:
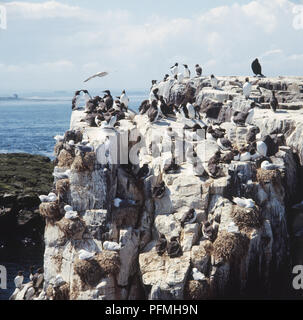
[[0, 0, 303, 93]]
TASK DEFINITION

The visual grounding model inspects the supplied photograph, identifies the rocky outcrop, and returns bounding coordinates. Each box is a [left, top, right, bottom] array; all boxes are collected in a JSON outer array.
[[13, 76, 303, 300], [0, 153, 54, 258]]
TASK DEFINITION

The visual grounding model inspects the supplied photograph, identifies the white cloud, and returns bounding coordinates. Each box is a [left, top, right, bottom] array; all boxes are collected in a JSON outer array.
[[0, 0, 302, 91]]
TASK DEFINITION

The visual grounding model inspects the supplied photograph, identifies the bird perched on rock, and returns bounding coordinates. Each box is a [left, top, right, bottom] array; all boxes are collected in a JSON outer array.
[[163, 74, 170, 81], [149, 88, 159, 104], [183, 64, 191, 78], [261, 160, 284, 171], [208, 151, 221, 178], [78, 249, 95, 261], [202, 221, 216, 241], [167, 237, 182, 258], [65, 210, 78, 220], [119, 90, 129, 109], [233, 197, 255, 209], [103, 241, 121, 251], [192, 268, 206, 281], [222, 150, 239, 164], [217, 137, 232, 151], [210, 74, 218, 89], [256, 140, 267, 157], [152, 181, 166, 199], [148, 100, 160, 123], [180, 209, 197, 227], [251, 58, 264, 77], [103, 90, 113, 109], [186, 102, 197, 120], [195, 64, 202, 77], [156, 233, 167, 256], [231, 110, 253, 127], [136, 163, 150, 180], [170, 63, 179, 76], [270, 91, 278, 113], [243, 77, 252, 99], [14, 271, 24, 289]]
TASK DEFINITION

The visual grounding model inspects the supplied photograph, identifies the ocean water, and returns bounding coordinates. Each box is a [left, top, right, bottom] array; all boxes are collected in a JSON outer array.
[[0, 91, 147, 300], [0, 91, 147, 158]]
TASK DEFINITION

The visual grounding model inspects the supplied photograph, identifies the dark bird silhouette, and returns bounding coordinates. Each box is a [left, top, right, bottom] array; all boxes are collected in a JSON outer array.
[[167, 237, 182, 258], [251, 58, 264, 77], [270, 91, 278, 112], [156, 233, 167, 256], [195, 64, 202, 77], [152, 181, 166, 199]]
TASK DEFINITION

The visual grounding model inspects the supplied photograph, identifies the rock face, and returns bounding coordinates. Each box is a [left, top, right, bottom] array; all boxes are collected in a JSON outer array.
[[0, 153, 54, 258], [14, 76, 303, 300]]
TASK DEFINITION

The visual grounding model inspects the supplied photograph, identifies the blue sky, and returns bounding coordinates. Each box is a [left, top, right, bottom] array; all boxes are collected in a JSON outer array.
[[0, 0, 303, 93]]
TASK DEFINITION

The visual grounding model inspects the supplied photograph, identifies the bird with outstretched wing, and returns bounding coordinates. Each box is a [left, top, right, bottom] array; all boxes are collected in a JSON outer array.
[[84, 71, 109, 83]]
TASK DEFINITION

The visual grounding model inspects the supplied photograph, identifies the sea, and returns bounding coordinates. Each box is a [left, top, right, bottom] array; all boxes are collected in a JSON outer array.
[[0, 91, 147, 158], [0, 90, 147, 300]]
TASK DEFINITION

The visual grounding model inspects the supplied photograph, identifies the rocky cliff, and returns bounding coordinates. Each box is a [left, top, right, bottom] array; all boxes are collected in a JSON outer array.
[[13, 75, 303, 300]]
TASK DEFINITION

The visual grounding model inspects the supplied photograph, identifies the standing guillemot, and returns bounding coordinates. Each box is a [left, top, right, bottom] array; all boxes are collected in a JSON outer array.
[[183, 64, 191, 78], [195, 64, 202, 77], [170, 63, 179, 76], [270, 91, 278, 113], [243, 77, 252, 100]]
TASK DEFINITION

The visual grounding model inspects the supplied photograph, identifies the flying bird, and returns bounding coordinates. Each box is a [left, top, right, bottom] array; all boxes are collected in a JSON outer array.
[[84, 71, 109, 83]]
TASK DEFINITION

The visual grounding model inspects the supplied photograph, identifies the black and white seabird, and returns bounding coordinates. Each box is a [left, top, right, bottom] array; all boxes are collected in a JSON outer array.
[[14, 271, 24, 289], [202, 221, 216, 241], [136, 163, 150, 180], [208, 151, 221, 178], [72, 90, 81, 110], [217, 137, 232, 151], [170, 63, 179, 76], [139, 100, 150, 115], [186, 102, 197, 119], [103, 90, 113, 109], [243, 77, 252, 99], [270, 91, 278, 113], [152, 181, 166, 199], [195, 64, 202, 77], [120, 90, 129, 109], [167, 237, 182, 258], [148, 100, 160, 123], [156, 233, 167, 256], [183, 64, 191, 78], [149, 88, 159, 103], [231, 110, 250, 127], [158, 96, 174, 118], [163, 74, 170, 81], [251, 58, 264, 77], [180, 208, 197, 227], [210, 74, 218, 89]]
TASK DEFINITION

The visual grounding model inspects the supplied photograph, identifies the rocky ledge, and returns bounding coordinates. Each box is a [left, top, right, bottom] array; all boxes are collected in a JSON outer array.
[[13, 76, 303, 300], [0, 153, 54, 258]]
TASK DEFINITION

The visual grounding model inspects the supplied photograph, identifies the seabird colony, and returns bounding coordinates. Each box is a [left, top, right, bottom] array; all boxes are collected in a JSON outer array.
[[30, 56, 286, 279]]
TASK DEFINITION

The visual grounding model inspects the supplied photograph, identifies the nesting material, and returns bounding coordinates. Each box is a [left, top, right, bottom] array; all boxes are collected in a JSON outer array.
[[39, 201, 62, 223], [95, 251, 120, 276], [71, 152, 96, 172], [56, 179, 70, 195], [56, 218, 86, 240], [74, 251, 120, 287], [257, 168, 281, 185], [74, 258, 104, 287], [54, 283, 70, 300], [213, 231, 250, 262], [231, 205, 262, 232], [57, 149, 74, 168], [184, 280, 210, 300]]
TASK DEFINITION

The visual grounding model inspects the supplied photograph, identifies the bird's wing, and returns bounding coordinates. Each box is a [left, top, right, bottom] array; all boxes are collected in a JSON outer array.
[[84, 71, 109, 83]]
